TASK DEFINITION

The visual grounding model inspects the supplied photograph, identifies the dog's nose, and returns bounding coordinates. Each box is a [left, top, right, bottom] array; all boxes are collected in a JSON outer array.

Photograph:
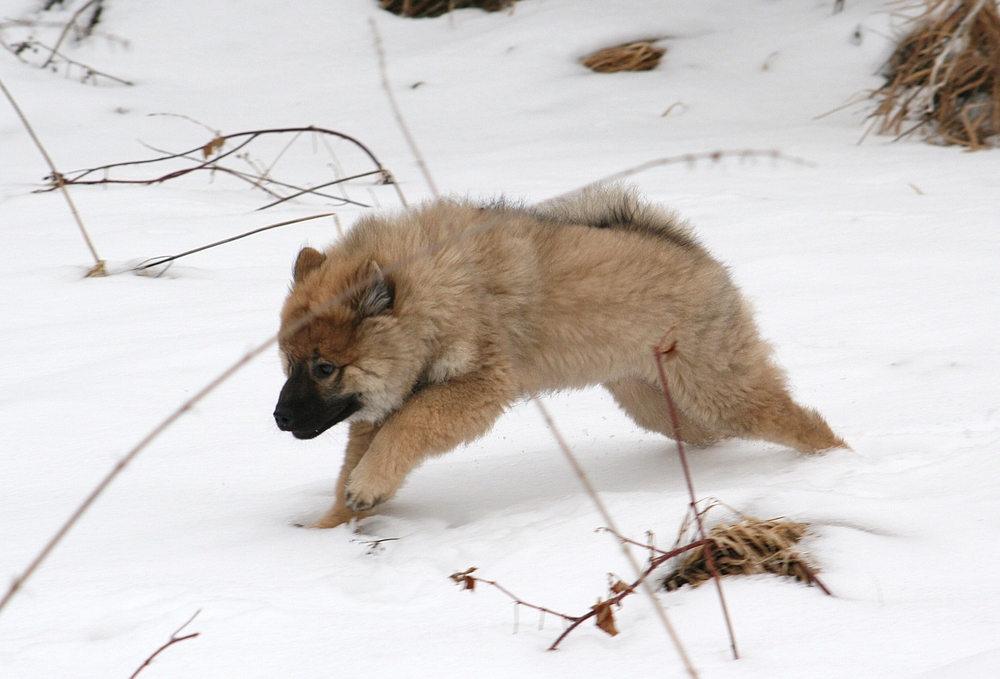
[[273, 406, 294, 430]]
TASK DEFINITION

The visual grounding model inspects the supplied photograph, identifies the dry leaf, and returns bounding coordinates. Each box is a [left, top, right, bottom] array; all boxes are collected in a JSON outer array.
[[609, 579, 630, 595], [591, 600, 619, 637], [450, 567, 478, 591], [202, 137, 225, 158]]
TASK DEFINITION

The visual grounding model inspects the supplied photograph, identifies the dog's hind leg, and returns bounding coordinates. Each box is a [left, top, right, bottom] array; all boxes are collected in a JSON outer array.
[[604, 378, 720, 447], [311, 420, 381, 528]]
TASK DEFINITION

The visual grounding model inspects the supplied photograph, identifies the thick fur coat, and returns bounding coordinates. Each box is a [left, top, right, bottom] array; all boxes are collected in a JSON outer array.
[[274, 187, 844, 527]]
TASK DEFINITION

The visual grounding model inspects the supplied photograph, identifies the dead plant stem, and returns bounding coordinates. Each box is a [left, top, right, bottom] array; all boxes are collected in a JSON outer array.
[[370, 18, 440, 199], [256, 170, 383, 211], [0, 74, 104, 275], [654, 334, 739, 660], [133, 212, 338, 272], [43, 0, 100, 67], [128, 610, 201, 679], [554, 150, 811, 207]]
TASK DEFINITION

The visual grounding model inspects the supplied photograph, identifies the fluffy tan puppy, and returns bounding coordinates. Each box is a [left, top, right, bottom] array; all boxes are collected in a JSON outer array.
[[274, 186, 844, 528]]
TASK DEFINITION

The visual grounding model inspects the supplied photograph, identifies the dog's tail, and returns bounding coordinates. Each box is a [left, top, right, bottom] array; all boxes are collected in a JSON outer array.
[[532, 184, 701, 250]]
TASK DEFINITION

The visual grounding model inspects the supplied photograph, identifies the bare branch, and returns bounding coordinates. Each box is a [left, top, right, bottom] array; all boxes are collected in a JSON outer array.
[[45, 127, 388, 209]]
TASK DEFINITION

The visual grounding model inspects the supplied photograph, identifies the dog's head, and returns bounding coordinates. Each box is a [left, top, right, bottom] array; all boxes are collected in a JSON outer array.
[[274, 247, 418, 439]]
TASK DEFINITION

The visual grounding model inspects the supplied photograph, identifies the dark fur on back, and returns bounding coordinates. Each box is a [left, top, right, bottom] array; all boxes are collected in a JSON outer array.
[[529, 185, 703, 251]]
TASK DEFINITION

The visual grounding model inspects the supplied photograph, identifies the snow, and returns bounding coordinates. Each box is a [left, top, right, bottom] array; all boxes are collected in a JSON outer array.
[[1, 0, 999, 677]]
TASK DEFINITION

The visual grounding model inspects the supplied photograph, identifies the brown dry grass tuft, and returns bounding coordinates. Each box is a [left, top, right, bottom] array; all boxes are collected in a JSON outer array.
[[379, 0, 517, 18], [581, 40, 665, 73], [873, 0, 1000, 149], [663, 518, 817, 591]]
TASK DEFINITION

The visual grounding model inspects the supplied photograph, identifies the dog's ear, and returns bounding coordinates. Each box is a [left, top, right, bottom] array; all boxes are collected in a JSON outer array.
[[293, 247, 326, 283], [353, 259, 393, 317]]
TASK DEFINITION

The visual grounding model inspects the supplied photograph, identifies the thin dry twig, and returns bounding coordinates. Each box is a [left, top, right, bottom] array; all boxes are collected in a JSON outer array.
[[133, 212, 338, 274], [1, 38, 133, 85], [370, 18, 436, 201], [43, 127, 396, 210], [0, 74, 105, 276], [450, 568, 577, 625], [554, 149, 813, 207], [128, 610, 201, 679], [452, 536, 711, 651], [1, 1, 130, 86], [654, 331, 739, 660], [256, 170, 385, 211], [43, 0, 101, 67]]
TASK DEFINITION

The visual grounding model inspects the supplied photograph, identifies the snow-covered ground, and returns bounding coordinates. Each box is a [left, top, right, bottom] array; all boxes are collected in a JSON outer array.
[[1, 1, 998, 677]]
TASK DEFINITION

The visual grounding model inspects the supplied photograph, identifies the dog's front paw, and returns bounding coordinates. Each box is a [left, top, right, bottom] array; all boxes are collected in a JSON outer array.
[[344, 489, 384, 512], [344, 466, 397, 512], [308, 509, 368, 529]]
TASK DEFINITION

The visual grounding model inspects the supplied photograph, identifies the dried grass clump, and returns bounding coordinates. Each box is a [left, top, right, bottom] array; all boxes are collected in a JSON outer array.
[[873, 0, 1000, 149], [663, 518, 817, 591], [581, 41, 665, 73], [379, 0, 517, 18]]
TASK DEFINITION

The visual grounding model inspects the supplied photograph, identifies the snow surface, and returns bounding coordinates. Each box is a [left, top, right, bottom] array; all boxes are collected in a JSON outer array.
[[1, 1, 999, 677]]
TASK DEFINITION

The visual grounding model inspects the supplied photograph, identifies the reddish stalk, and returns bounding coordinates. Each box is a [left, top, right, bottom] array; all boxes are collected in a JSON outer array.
[[451, 568, 577, 625], [47, 126, 393, 210], [653, 331, 740, 660], [453, 537, 711, 651], [129, 610, 201, 679]]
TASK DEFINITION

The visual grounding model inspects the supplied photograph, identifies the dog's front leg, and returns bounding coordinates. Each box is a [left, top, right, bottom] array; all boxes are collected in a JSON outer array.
[[311, 420, 381, 528], [344, 367, 514, 512]]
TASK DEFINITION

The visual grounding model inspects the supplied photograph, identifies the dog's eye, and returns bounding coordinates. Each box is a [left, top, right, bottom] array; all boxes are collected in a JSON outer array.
[[312, 363, 337, 379]]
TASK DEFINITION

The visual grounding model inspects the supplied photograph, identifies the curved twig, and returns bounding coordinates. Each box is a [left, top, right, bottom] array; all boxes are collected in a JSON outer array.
[[256, 169, 385, 211], [133, 212, 337, 272], [129, 610, 201, 679], [59, 127, 387, 184]]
